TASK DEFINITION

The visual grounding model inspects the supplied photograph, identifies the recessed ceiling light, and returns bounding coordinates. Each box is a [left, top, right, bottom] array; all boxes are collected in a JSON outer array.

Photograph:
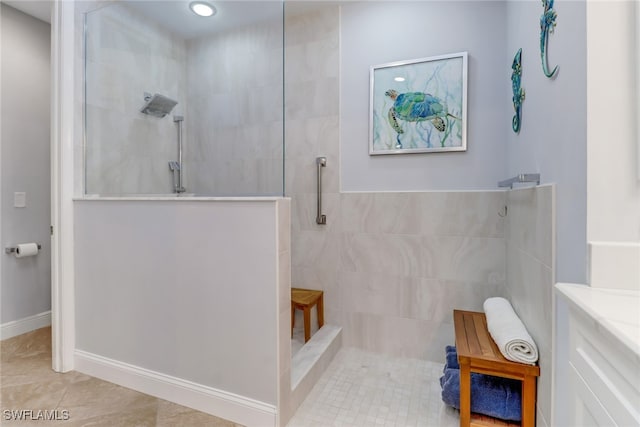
[[394, 77, 405, 82], [190, 1, 216, 17]]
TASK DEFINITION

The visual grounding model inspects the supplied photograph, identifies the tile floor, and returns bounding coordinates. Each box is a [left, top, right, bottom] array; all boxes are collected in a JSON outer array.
[[287, 347, 460, 427], [2, 327, 459, 427], [0, 327, 242, 426]]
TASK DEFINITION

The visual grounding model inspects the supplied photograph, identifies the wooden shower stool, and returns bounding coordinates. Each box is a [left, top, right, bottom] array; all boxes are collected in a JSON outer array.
[[291, 288, 324, 343], [454, 310, 540, 427]]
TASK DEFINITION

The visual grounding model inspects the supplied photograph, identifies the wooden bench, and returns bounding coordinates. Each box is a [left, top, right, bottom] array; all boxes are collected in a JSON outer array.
[[454, 310, 540, 427], [291, 288, 324, 343]]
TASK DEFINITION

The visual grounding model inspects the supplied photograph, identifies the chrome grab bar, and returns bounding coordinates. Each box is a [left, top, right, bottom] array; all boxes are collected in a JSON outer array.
[[498, 173, 540, 189], [316, 157, 327, 225]]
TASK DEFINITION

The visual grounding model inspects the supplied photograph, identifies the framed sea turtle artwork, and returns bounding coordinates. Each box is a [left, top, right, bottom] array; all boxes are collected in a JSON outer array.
[[369, 52, 467, 155]]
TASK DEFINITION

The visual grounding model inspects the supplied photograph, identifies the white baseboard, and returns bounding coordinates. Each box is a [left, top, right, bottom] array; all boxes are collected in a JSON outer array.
[[0, 311, 51, 340], [74, 350, 276, 427]]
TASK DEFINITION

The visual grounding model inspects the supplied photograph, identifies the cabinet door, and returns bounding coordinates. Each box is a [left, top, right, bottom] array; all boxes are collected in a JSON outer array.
[[569, 362, 617, 427]]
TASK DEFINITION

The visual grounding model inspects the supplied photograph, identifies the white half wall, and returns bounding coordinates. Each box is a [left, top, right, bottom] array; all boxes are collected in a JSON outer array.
[[74, 199, 283, 424]]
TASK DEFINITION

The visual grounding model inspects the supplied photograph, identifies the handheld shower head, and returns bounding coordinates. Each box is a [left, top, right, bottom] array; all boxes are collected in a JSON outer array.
[[140, 93, 178, 118]]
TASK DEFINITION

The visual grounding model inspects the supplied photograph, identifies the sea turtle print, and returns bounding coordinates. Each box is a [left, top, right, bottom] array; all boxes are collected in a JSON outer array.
[[385, 89, 453, 149]]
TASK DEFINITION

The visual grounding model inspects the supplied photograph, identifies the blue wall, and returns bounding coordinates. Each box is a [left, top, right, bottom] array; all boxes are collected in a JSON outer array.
[[340, 1, 508, 191], [505, 0, 587, 284], [339, 1, 587, 283]]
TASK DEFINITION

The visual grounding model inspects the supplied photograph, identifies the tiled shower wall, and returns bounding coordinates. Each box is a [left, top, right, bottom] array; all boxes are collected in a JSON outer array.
[[186, 19, 284, 196], [286, 5, 508, 361], [84, 3, 187, 195], [338, 192, 506, 361], [505, 185, 555, 427], [84, 3, 284, 196]]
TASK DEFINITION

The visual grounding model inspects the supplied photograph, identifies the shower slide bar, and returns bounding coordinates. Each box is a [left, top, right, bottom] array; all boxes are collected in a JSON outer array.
[[498, 173, 540, 189], [316, 157, 327, 225], [172, 115, 185, 194]]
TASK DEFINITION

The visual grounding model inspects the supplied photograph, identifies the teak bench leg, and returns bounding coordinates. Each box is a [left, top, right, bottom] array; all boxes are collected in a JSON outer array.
[[521, 374, 537, 427], [317, 294, 324, 328], [459, 363, 471, 427], [303, 307, 311, 343]]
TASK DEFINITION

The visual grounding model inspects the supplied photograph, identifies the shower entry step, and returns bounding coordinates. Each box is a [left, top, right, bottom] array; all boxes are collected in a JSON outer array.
[[291, 288, 324, 343]]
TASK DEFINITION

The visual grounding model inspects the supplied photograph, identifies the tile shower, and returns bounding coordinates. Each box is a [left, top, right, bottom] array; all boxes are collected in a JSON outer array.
[[84, 2, 283, 196], [74, 1, 557, 426], [285, 5, 507, 361], [285, 4, 555, 426]]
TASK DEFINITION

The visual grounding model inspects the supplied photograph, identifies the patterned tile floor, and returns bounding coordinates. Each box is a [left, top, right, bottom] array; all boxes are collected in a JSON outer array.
[[287, 347, 459, 427], [2, 327, 459, 427], [0, 327, 241, 426]]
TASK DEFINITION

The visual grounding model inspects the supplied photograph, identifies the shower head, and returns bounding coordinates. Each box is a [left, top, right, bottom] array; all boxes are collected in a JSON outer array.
[[140, 93, 178, 118]]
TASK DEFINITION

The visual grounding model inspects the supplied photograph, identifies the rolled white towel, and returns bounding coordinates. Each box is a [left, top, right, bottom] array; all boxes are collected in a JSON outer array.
[[483, 297, 538, 365]]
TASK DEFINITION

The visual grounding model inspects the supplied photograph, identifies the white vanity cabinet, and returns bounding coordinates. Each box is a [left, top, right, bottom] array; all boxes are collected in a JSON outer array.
[[555, 283, 640, 427]]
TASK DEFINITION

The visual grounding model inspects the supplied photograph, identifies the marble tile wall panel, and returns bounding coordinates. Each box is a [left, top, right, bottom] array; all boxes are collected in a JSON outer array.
[[288, 190, 507, 360], [505, 186, 554, 268], [286, 3, 342, 333], [340, 193, 423, 235], [422, 236, 506, 283], [417, 191, 507, 238], [284, 5, 340, 198], [84, 3, 187, 195], [341, 312, 441, 359], [186, 18, 284, 196], [283, 6, 343, 421], [505, 185, 555, 427], [337, 228, 506, 359]]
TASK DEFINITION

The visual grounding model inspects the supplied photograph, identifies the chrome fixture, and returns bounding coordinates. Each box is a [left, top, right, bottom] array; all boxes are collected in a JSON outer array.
[[316, 157, 327, 225], [170, 115, 186, 194], [140, 93, 178, 118], [498, 173, 540, 189]]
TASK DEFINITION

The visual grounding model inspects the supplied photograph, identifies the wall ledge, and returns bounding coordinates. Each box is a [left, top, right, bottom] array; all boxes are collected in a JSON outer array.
[[74, 350, 277, 427]]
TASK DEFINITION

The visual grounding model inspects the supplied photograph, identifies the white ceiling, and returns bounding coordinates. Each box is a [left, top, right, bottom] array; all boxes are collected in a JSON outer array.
[[118, 1, 283, 40], [1, 1, 341, 40], [2, 0, 52, 23], [1, 0, 283, 39]]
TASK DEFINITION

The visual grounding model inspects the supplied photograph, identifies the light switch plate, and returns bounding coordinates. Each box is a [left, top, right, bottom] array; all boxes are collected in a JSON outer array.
[[14, 192, 26, 208]]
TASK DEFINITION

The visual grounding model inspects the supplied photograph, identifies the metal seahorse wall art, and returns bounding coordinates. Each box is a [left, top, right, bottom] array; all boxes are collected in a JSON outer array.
[[511, 48, 525, 133], [540, 0, 558, 78]]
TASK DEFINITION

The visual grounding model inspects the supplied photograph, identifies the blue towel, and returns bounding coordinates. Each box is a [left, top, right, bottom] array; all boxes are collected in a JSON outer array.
[[445, 345, 459, 370], [439, 368, 522, 422]]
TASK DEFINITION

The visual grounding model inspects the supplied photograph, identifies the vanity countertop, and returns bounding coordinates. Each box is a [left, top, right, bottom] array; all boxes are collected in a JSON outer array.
[[555, 282, 640, 358]]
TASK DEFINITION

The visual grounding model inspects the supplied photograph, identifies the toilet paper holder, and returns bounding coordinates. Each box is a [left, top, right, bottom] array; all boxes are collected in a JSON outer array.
[[5, 244, 41, 254]]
